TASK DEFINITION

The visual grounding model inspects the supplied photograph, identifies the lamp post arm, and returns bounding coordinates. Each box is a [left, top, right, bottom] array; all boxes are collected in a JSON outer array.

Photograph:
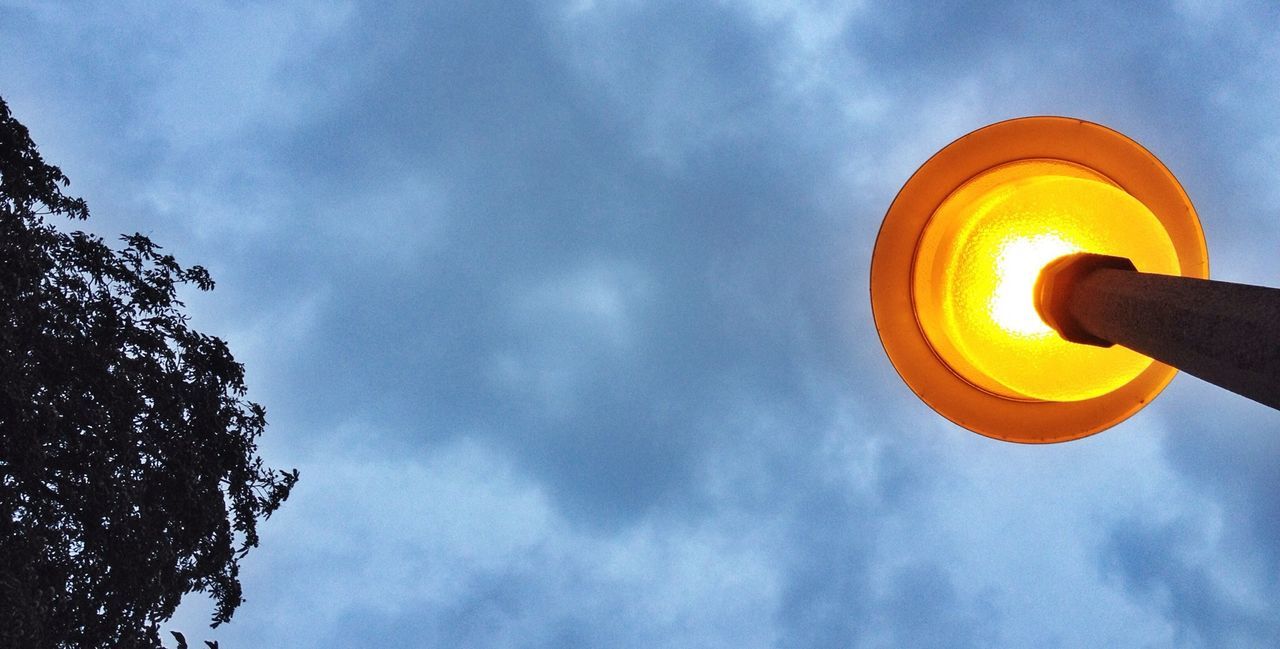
[[1037, 253, 1280, 410]]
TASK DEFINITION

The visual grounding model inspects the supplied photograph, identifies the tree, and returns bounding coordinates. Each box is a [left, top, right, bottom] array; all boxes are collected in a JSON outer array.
[[0, 96, 298, 647]]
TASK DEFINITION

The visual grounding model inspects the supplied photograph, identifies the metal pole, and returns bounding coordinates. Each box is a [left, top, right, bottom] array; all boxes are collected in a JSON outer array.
[[1036, 253, 1280, 410]]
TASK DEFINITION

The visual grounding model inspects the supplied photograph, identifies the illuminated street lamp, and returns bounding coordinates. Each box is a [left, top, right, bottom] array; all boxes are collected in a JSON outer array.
[[871, 116, 1279, 443]]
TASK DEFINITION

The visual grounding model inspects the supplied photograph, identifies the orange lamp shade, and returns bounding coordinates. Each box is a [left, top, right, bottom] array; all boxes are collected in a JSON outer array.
[[870, 117, 1207, 442]]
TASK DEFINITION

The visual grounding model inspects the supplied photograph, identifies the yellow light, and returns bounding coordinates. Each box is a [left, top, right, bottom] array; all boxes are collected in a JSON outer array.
[[872, 116, 1208, 442], [989, 233, 1077, 336], [912, 160, 1181, 401]]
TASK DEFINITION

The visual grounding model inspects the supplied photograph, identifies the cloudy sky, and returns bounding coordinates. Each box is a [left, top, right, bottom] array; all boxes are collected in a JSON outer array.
[[4, 1, 1280, 646]]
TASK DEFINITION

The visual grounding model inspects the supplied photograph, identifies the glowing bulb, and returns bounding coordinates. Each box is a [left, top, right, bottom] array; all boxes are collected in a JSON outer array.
[[988, 234, 1077, 336], [912, 160, 1181, 402]]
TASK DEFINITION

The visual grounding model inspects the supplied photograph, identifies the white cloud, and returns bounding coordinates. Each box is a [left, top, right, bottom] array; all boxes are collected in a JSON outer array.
[[489, 261, 653, 417], [146, 1, 356, 148], [167, 431, 797, 648], [169, 435, 555, 644]]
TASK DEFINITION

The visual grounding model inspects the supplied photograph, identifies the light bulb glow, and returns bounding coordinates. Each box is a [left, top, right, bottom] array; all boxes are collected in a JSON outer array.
[[912, 160, 1181, 402], [988, 234, 1077, 336]]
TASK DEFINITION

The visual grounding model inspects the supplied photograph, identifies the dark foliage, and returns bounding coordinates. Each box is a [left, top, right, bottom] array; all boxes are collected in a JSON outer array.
[[0, 96, 298, 647]]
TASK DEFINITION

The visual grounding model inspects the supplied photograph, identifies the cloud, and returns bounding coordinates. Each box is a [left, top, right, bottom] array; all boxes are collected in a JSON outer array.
[[869, 562, 999, 648], [1101, 514, 1280, 647], [1108, 379, 1280, 645], [167, 0, 896, 529], [173, 422, 908, 648]]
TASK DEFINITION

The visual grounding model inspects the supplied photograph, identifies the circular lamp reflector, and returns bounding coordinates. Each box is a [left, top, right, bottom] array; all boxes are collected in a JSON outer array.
[[871, 117, 1207, 442]]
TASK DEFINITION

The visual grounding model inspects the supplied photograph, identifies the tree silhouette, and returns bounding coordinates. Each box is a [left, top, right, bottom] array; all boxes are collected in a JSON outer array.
[[0, 96, 298, 647]]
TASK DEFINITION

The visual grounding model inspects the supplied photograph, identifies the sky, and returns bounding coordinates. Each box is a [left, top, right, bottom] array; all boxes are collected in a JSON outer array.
[[3, 1, 1280, 647]]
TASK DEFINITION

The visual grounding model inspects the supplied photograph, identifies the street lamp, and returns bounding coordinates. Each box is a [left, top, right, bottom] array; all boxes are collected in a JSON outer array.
[[871, 116, 1278, 443]]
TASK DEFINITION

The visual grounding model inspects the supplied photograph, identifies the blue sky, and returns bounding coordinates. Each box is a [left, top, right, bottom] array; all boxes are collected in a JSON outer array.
[[3, 1, 1280, 646]]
